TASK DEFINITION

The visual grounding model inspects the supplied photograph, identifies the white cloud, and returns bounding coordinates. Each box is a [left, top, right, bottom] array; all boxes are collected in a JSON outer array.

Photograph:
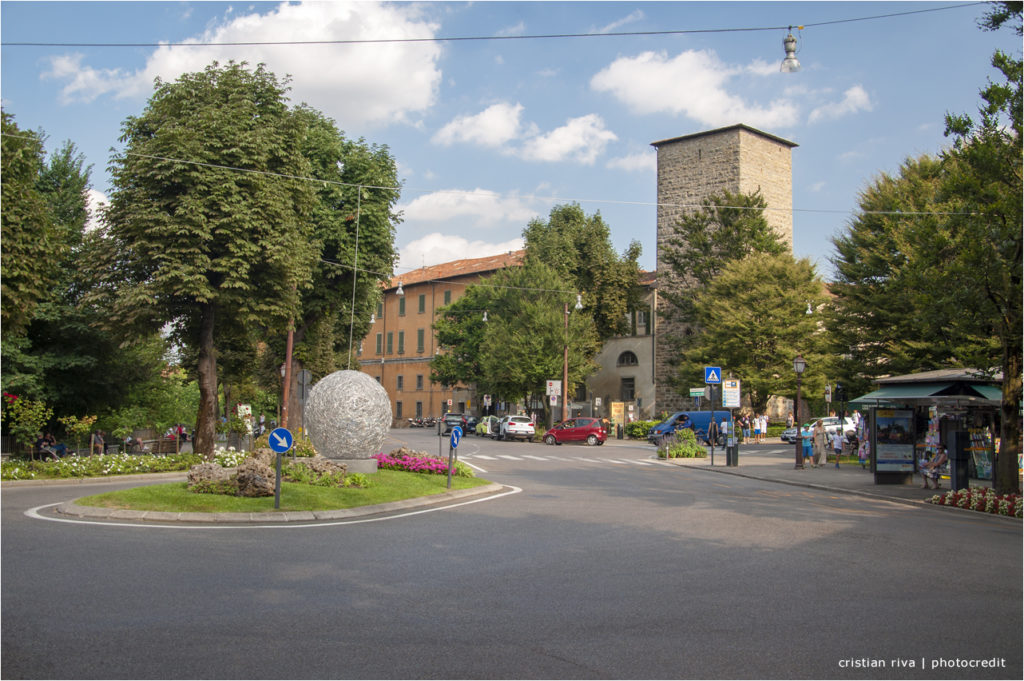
[[606, 151, 656, 172], [432, 102, 525, 148], [400, 188, 539, 227], [41, 1, 443, 128], [398, 233, 524, 271], [808, 85, 872, 124], [590, 49, 799, 129], [85, 189, 108, 232], [809, 181, 826, 192], [519, 114, 617, 165], [595, 10, 645, 34], [433, 105, 617, 165]]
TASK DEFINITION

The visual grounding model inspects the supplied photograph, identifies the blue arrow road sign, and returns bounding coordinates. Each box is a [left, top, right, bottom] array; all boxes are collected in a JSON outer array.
[[705, 366, 722, 384], [268, 427, 293, 453], [450, 426, 463, 449]]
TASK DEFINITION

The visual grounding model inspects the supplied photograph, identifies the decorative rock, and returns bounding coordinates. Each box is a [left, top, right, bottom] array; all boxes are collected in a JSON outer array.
[[188, 462, 229, 486], [303, 456, 348, 477], [250, 448, 274, 468], [235, 458, 276, 498], [305, 370, 390, 473]]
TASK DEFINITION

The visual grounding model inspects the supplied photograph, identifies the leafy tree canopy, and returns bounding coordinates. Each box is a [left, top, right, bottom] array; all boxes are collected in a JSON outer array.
[[523, 203, 643, 340], [679, 252, 829, 414]]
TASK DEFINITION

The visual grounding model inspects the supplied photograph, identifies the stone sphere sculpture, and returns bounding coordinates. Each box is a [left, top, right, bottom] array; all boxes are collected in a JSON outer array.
[[305, 370, 391, 473]]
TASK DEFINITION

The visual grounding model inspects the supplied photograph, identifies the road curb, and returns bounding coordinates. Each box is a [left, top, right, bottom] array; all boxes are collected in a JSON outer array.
[[52, 482, 509, 524], [683, 463, 1021, 523]]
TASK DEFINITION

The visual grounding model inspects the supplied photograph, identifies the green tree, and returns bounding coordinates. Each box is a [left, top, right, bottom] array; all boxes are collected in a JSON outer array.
[[478, 262, 600, 420], [523, 203, 643, 340], [827, 156, 997, 399], [271, 107, 400, 422], [679, 252, 829, 414], [430, 285, 493, 390], [932, 2, 1021, 493], [94, 62, 318, 458], [660, 189, 787, 324], [0, 112, 61, 336]]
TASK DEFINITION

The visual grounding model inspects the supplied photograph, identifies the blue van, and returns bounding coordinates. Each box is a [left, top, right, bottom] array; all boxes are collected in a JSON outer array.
[[647, 410, 733, 445]]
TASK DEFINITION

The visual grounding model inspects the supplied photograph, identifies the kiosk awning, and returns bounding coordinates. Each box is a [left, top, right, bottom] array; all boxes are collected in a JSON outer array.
[[851, 382, 1001, 407]]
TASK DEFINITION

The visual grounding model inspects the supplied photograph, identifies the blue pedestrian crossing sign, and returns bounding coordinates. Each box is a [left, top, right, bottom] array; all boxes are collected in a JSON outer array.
[[450, 426, 463, 449], [268, 427, 293, 453], [704, 366, 722, 384]]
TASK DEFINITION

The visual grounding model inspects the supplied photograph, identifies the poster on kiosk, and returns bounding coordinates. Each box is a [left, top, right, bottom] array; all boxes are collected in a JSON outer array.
[[874, 409, 915, 472]]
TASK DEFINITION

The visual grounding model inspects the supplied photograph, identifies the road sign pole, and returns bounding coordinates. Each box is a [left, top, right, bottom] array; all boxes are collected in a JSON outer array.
[[275, 452, 282, 509]]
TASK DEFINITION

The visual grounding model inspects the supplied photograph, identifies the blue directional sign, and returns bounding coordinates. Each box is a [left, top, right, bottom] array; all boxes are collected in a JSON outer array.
[[450, 426, 463, 449], [705, 366, 722, 384], [268, 427, 293, 453]]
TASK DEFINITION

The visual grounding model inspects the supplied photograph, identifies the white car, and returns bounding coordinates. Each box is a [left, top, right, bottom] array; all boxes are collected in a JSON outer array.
[[498, 415, 535, 442], [811, 416, 855, 437]]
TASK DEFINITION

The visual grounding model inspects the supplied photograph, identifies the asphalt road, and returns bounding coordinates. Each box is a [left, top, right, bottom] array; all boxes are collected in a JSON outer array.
[[2, 430, 1021, 679]]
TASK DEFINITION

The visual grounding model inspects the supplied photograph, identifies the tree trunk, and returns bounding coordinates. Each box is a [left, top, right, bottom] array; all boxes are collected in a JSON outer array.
[[286, 358, 306, 436], [193, 303, 219, 460], [996, 340, 1022, 494]]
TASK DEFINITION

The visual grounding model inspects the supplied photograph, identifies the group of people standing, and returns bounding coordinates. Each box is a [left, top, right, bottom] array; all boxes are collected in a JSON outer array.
[[739, 413, 769, 443], [800, 421, 848, 468]]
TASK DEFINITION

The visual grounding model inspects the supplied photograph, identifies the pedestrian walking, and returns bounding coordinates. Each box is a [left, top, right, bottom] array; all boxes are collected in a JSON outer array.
[[800, 423, 814, 467], [753, 414, 762, 444], [813, 421, 827, 467], [831, 430, 843, 468]]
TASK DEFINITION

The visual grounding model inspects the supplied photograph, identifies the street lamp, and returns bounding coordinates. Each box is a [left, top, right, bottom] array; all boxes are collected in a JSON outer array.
[[793, 354, 806, 469], [780, 27, 801, 73], [562, 294, 584, 422]]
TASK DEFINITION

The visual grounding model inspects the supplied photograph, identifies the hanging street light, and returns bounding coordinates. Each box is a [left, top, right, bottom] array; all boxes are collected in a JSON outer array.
[[780, 26, 802, 73]]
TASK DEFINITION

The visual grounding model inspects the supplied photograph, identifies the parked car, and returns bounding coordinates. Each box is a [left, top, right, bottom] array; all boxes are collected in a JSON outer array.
[[780, 426, 799, 443], [811, 416, 855, 437], [543, 417, 607, 446], [442, 413, 468, 434], [464, 415, 479, 433], [498, 415, 535, 441], [476, 415, 500, 437]]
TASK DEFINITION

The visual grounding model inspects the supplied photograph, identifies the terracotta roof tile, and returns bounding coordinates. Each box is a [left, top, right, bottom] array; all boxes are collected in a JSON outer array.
[[388, 250, 524, 289]]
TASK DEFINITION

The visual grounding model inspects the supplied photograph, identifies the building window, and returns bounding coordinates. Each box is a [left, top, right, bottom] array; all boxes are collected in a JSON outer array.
[[417, 328, 425, 353], [386, 331, 393, 354], [617, 351, 639, 367], [375, 333, 383, 355], [443, 289, 451, 305], [377, 301, 383, 318], [357, 342, 363, 356], [418, 294, 426, 314], [416, 401, 423, 418], [374, 375, 381, 383], [398, 297, 406, 316], [637, 310, 648, 335], [416, 374, 424, 390], [396, 401, 403, 419], [397, 375, 404, 391], [621, 377, 636, 401], [397, 331, 405, 354]]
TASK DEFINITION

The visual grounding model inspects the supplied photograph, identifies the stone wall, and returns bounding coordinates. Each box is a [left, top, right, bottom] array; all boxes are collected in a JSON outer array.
[[653, 125, 795, 414]]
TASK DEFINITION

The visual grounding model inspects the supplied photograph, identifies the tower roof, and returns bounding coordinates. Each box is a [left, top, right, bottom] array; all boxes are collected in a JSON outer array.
[[651, 124, 798, 149]]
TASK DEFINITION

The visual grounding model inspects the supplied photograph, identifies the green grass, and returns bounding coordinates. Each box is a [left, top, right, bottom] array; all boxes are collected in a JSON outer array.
[[76, 469, 493, 513]]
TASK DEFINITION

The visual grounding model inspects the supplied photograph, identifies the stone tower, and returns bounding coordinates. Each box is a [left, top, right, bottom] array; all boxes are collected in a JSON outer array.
[[652, 124, 797, 414]]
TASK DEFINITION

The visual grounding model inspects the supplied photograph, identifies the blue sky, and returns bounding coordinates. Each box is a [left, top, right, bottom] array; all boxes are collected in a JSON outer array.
[[2, 1, 1018, 279]]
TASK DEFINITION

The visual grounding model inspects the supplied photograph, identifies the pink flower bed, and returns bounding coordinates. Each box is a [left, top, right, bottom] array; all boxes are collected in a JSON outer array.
[[373, 451, 452, 476]]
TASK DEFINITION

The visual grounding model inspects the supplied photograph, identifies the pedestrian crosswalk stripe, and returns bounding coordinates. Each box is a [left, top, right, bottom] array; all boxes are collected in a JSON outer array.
[[522, 455, 548, 461], [497, 455, 522, 460], [576, 457, 601, 463], [472, 455, 497, 460]]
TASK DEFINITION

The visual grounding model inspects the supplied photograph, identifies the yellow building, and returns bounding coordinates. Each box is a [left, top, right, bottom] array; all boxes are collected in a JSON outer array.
[[358, 250, 524, 424]]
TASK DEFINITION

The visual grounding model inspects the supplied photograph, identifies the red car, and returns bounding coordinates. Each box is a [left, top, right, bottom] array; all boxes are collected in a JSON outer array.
[[543, 417, 608, 446]]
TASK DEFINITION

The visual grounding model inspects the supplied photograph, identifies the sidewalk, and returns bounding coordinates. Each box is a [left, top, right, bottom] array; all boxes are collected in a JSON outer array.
[[662, 443, 995, 508]]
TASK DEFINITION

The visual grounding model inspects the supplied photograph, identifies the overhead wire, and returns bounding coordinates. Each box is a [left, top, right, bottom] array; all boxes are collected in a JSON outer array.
[[2, 2, 987, 47]]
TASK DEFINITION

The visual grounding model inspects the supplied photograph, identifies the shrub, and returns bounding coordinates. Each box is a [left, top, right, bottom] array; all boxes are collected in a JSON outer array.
[[657, 429, 706, 459], [625, 420, 658, 440], [0, 452, 202, 480]]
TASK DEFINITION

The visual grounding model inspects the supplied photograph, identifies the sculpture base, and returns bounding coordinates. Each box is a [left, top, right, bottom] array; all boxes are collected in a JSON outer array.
[[328, 458, 379, 474]]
